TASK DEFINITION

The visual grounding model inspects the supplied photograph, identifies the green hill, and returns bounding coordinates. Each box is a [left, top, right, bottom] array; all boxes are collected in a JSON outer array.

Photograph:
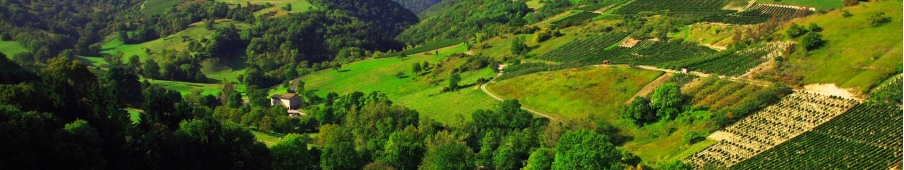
[[779, 0, 902, 94]]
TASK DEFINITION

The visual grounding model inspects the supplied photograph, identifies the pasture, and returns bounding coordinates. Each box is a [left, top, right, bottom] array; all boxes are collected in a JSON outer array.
[[301, 44, 499, 124], [0, 41, 27, 57], [781, 0, 902, 93]]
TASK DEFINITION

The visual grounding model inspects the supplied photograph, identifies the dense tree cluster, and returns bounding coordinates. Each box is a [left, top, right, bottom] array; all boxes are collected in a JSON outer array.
[[397, 0, 531, 45], [391, 0, 444, 15]]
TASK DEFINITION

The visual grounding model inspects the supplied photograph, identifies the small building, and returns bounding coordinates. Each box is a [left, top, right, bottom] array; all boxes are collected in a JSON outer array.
[[681, 68, 689, 73], [271, 93, 302, 110], [603, 60, 610, 65]]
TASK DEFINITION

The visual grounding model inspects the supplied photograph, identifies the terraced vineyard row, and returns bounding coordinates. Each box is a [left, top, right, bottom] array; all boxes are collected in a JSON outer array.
[[615, 0, 733, 15], [549, 11, 601, 27], [685, 92, 859, 169], [382, 38, 463, 58], [732, 103, 903, 169], [537, 32, 629, 63], [701, 3, 813, 24]]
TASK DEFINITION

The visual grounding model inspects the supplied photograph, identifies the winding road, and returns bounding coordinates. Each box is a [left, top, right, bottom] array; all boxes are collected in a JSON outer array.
[[479, 64, 559, 121]]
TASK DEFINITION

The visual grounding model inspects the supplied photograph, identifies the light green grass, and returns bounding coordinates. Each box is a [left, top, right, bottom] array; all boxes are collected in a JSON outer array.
[[764, 0, 843, 11], [145, 79, 223, 96], [487, 66, 662, 120], [783, 0, 902, 94], [302, 44, 498, 125], [141, 0, 186, 15], [670, 23, 750, 48], [526, 0, 544, 10], [127, 108, 142, 124], [102, 21, 250, 63], [252, 131, 281, 147], [0, 41, 27, 57], [666, 139, 717, 162], [75, 56, 108, 67]]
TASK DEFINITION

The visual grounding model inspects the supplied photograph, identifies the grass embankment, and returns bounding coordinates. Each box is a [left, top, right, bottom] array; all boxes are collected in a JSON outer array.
[[781, 0, 902, 94], [301, 44, 498, 125], [0, 41, 27, 57], [251, 131, 281, 147]]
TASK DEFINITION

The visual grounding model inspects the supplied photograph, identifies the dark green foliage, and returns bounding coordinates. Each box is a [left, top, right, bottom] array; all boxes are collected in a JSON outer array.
[[141, 59, 161, 80], [615, 0, 733, 15], [448, 73, 461, 91], [420, 142, 475, 170], [786, 23, 809, 38], [650, 83, 683, 120], [808, 23, 823, 32], [381, 127, 425, 170], [310, 0, 418, 37], [391, 0, 444, 14], [623, 97, 657, 126], [0, 53, 38, 84], [397, 0, 531, 44], [271, 134, 314, 170], [176, 118, 273, 169], [383, 39, 463, 58], [842, 10, 853, 17], [320, 126, 362, 170], [733, 104, 903, 169], [662, 160, 693, 170], [549, 11, 601, 28], [801, 32, 825, 50], [524, 147, 555, 170], [686, 47, 770, 76], [511, 36, 529, 55], [54, 120, 106, 169], [869, 12, 892, 27], [552, 130, 622, 170]]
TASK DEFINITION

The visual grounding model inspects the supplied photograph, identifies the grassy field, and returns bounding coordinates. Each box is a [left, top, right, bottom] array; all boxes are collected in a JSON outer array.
[[526, 0, 544, 10], [141, 0, 186, 15], [487, 66, 662, 120], [486, 65, 722, 165], [218, 0, 316, 17], [127, 108, 142, 124], [0, 41, 27, 57], [75, 56, 108, 67], [301, 44, 499, 125], [143, 78, 246, 97], [251, 131, 281, 147], [781, 0, 902, 94], [670, 23, 752, 49], [764, 0, 843, 11], [102, 21, 251, 62]]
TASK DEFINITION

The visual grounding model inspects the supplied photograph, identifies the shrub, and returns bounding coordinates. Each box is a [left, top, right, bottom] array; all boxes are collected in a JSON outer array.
[[868, 12, 891, 27], [801, 32, 825, 50], [842, 10, 853, 18], [786, 23, 808, 38]]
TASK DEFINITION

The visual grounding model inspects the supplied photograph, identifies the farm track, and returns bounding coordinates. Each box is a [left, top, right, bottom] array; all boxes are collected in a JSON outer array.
[[480, 64, 558, 121]]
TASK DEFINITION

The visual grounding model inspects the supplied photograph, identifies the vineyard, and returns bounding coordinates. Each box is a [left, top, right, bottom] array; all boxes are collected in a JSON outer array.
[[685, 92, 859, 168], [382, 38, 463, 58], [731, 103, 903, 169], [869, 75, 903, 105], [685, 42, 790, 76], [496, 62, 588, 80], [536, 32, 629, 63], [615, 0, 733, 15], [701, 4, 812, 24], [549, 11, 601, 27], [681, 78, 783, 117]]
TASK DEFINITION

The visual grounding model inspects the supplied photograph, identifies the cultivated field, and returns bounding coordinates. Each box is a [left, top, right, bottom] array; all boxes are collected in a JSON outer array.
[[685, 92, 859, 168], [732, 103, 902, 169]]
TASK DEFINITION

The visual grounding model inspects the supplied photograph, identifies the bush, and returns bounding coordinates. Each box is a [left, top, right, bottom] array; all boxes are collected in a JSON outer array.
[[842, 10, 853, 18], [801, 32, 825, 50], [868, 12, 891, 27], [786, 23, 808, 38], [0, 32, 11, 41]]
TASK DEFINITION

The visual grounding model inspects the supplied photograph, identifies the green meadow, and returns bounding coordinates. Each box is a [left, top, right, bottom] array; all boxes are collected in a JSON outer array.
[[301, 44, 499, 124], [0, 41, 27, 57]]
